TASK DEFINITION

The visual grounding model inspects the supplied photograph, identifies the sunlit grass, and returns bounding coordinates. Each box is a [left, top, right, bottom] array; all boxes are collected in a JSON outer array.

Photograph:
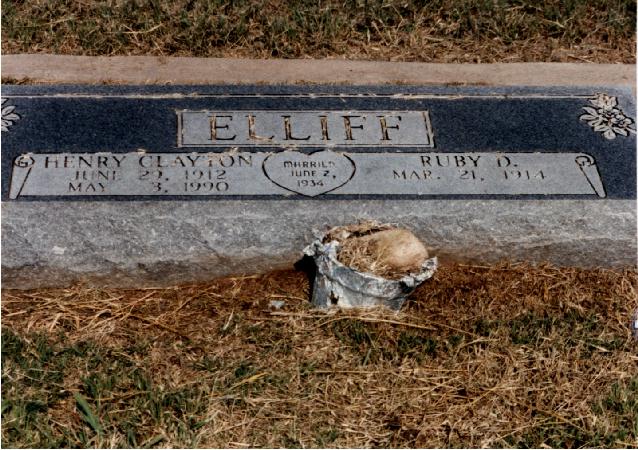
[[2, 263, 637, 447], [1, 0, 635, 63]]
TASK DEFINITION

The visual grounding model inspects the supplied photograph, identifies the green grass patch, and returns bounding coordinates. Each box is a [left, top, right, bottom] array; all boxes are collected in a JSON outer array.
[[1, 329, 213, 448], [2, 264, 637, 447]]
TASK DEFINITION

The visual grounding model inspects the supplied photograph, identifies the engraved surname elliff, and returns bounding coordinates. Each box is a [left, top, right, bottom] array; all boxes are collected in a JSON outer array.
[[178, 110, 435, 147]]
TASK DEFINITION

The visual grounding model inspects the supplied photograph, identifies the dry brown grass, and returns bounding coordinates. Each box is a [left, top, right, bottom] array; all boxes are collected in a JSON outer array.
[[2, 262, 637, 448], [2, 0, 635, 63], [326, 221, 428, 279], [326, 221, 404, 279]]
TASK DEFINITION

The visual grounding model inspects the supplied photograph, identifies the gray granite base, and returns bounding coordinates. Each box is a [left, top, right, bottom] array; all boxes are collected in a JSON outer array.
[[2, 199, 635, 288]]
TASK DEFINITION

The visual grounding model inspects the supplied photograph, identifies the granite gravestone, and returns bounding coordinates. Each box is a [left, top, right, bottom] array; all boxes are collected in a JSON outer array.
[[1, 85, 636, 287]]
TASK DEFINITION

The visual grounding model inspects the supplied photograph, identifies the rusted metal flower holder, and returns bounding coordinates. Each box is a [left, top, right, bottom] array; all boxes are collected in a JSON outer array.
[[304, 235, 437, 311]]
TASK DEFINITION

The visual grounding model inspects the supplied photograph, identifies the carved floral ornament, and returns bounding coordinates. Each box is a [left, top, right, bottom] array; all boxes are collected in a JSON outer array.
[[579, 93, 635, 140], [1, 98, 21, 132]]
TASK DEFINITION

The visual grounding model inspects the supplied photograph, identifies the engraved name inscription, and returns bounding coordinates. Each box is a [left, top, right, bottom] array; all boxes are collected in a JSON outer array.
[[9, 151, 605, 199], [178, 111, 434, 147]]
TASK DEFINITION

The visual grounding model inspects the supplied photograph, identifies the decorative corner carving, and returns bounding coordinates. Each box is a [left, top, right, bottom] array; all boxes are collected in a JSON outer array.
[[1, 98, 20, 132], [579, 93, 635, 140]]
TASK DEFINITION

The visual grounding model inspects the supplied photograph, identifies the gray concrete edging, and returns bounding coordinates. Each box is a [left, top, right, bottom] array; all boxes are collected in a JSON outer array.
[[1, 54, 635, 87]]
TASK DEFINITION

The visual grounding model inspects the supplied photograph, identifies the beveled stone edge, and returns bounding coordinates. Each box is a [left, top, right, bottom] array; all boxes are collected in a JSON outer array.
[[1, 54, 635, 88], [2, 198, 636, 289]]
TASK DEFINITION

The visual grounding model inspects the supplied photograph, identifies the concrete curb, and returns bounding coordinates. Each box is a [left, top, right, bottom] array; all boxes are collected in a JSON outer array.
[[2, 54, 635, 87]]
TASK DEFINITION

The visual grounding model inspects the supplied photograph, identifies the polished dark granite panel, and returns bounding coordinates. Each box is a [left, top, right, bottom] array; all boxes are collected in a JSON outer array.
[[2, 85, 635, 200]]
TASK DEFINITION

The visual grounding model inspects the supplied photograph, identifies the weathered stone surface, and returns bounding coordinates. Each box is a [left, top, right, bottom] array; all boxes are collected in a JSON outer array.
[[1, 81, 636, 288], [2, 199, 635, 288]]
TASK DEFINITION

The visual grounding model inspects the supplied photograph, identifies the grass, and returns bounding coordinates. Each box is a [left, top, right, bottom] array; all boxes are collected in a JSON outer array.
[[1, 0, 635, 63], [2, 262, 637, 448]]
